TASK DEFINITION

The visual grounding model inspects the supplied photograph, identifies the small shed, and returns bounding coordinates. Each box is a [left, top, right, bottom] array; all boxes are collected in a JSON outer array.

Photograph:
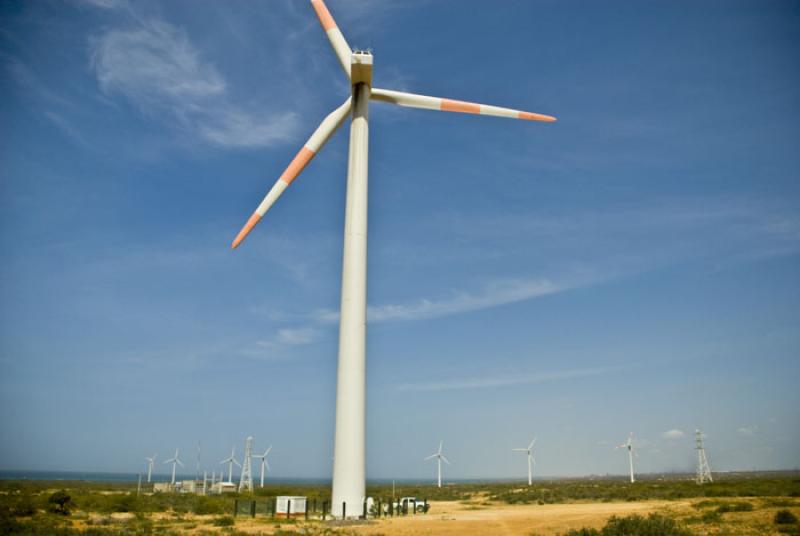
[[152, 482, 172, 493], [213, 482, 237, 494], [276, 496, 307, 517]]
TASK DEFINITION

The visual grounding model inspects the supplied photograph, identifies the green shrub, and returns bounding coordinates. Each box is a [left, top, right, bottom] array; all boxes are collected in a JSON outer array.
[[716, 501, 754, 513], [563, 513, 693, 536], [213, 515, 235, 527], [193, 496, 227, 515], [775, 509, 799, 524], [47, 491, 72, 516]]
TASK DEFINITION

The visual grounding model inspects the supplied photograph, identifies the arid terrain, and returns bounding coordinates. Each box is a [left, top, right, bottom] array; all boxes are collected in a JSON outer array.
[[3, 474, 800, 535]]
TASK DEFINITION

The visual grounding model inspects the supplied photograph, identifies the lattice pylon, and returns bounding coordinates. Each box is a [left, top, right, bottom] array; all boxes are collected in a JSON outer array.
[[695, 429, 713, 484], [239, 436, 254, 492]]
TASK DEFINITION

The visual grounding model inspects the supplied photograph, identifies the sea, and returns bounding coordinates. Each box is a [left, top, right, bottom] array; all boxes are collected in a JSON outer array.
[[0, 470, 515, 485]]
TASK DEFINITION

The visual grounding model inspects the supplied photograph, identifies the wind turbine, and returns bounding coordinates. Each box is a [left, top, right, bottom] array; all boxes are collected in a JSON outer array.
[[195, 442, 201, 481], [616, 433, 637, 483], [252, 446, 272, 488], [163, 449, 183, 486], [230, 0, 555, 517], [220, 446, 240, 483], [145, 454, 157, 483], [513, 438, 536, 486], [424, 441, 450, 488]]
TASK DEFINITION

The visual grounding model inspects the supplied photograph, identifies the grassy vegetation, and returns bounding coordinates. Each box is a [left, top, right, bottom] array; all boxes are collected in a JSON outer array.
[[557, 513, 694, 536], [480, 474, 800, 505], [0, 473, 797, 534]]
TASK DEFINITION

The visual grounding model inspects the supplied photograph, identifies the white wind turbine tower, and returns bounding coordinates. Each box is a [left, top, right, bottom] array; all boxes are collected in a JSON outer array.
[[424, 441, 450, 488], [145, 454, 157, 483], [513, 438, 537, 486], [238, 436, 254, 492], [220, 446, 240, 483], [195, 443, 201, 481], [616, 433, 637, 483], [163, 449, 183, 486], [230, 0, 555, 517], [252, 445, 272, 488]]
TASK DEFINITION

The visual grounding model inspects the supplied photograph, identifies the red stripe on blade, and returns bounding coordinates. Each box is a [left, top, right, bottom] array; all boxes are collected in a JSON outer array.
[[279, 147, 316, 186], [311, 0, 337, 31], [441, 99, 481, 114]]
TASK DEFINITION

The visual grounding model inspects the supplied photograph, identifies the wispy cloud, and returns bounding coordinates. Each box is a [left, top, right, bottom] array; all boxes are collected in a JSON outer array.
[[90, 17, 298, 148], [396, 366, 612, 392], [258, 328, 322, 349], [75, 0, 127, 9], [312, 277, 566, 324], [737, 426, 758, 436], [662, 429, 686, 439]]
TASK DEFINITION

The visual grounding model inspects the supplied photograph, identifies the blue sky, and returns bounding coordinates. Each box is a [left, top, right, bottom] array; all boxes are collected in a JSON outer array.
[[1, 0, 798, 482]]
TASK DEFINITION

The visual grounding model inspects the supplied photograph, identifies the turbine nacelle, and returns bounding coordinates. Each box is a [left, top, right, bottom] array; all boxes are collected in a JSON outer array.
[[351, 51, 373, 86]]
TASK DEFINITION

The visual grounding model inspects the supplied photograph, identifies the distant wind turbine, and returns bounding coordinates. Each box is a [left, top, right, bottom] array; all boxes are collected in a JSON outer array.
[[163, 449, 183, 485], [424, 441, 450, 488], [252, 446, 272, 487], [616, 433, 637, 483], [195, 442, 201, 480], [145, 454, 157, 483], [513, 438, 537, 486], [220, 446, 240, 483]]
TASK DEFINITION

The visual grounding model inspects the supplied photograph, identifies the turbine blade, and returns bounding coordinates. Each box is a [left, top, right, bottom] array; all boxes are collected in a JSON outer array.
[[424, 454, 437, 461], [438, 440, 443, 454], [371, 88, 556, 122], [512, 448, 528, 452], [176, 459, 184, 467], [233, 459, 241, 467], [310, 0, 352, 78], [231, 98, 352, 249], [441, 455, 451, 465], [529, 438, 537, 450], [266, 446, 272, 456]]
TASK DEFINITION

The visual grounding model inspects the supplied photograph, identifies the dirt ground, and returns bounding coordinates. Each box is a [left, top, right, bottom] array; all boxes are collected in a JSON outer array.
[[226, 499, 694, 535], [353, 500, 692, 535]]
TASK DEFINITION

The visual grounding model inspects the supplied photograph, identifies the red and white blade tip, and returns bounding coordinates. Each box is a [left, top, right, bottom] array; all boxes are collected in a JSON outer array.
[[231, 213, 262, 249]]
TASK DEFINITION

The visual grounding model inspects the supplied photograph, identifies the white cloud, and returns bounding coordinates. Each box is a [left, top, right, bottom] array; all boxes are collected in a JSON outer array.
[[737, 426, 757, 436], [312, 277, 564, 324], [662, 429, 685, 439], [258, 328, 321, 349], [396, 366, 611, 392], [91, 18, 298, 148], [76, 0, 127, 9]]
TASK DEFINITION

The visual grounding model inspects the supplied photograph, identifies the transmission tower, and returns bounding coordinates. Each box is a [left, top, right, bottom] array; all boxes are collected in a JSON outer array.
[[238, 436, 254, 492], [695, 429, 713, 484]]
